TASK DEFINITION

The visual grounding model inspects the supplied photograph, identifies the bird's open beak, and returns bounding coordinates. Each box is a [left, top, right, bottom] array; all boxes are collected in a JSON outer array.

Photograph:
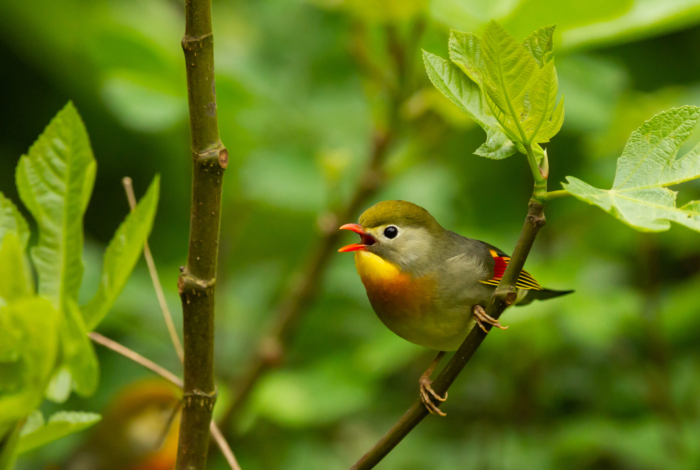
[[338, 224, 376, 252]]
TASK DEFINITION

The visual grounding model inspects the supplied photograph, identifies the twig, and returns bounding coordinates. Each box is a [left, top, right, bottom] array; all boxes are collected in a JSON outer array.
[[89, 332, 183, 387], [218, 19, 424, 429], [89, 332, 242, 470], [176, 0, 227, 468], [122, 177, 184, 362]]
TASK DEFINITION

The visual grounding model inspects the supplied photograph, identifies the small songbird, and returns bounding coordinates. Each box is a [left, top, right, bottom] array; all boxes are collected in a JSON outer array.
[[339, 200, 572, 415]]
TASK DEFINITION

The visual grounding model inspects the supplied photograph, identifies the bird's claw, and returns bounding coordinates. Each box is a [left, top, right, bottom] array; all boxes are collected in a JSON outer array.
[[473, 305, 508, 333], [419, 375, 447, 416]]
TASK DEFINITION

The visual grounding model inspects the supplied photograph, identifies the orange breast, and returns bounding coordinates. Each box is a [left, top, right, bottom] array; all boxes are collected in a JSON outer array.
[[354, 251, 434, 319]]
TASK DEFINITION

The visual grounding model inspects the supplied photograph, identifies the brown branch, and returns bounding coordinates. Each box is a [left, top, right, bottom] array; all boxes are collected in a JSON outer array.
[[90, 332, 242, 470], [218, 19, 426, 430], [176, 0, 227, 468], [122, 177, 184, 362], [349, 199, 546, 469]]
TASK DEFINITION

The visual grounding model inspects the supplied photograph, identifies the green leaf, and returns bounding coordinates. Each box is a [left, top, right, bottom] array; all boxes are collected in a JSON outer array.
[[522, 24, 556, 66], [423, 50, 515, 160], [0, 195, 29, 250], [0, 421, 22, 470], [82, 175, 160, 330], [0, 298, 60, 426], [564, 106, 700, 232], [448, 30, 484, 85], [59, 301, 99, 398], [15, 102, 96, 310], [17, 411, 100, 454], [0, 235, 33, 304], [481, 22, 565, 146]]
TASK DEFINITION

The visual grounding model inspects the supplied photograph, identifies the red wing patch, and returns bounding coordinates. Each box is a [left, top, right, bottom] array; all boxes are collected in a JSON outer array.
[[480, 249, 543, 290]]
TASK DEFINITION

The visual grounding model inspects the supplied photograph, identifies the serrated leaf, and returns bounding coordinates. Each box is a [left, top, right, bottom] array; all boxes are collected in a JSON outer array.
[[0, 235, 33, 304], [423, 50, 516, 160], [15, 102, 96, 311], [60, 301, 99, 398], [0, 195, 29, 250], [522, 24, 556, 67], [0, 298, 59, 426], [448, 30, 484, 85], [564, 106, 700, 232], [17, 411, 100, 454], [482, 21, 564, 145], [81, 175, 159, 330]]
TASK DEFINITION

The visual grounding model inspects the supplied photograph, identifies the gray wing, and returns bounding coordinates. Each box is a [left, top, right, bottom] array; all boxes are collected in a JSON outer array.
[[433, 231, 496, 310]]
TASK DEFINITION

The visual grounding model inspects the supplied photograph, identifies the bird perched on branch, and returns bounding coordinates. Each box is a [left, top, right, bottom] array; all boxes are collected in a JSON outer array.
[[339, 200, 572, 415]]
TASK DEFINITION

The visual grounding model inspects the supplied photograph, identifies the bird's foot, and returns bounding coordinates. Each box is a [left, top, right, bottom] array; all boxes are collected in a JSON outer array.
[[473, 305, 508, 333], [419, 374, 447, 417]]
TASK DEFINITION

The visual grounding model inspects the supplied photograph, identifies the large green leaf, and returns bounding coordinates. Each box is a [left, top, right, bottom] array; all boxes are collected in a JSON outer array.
[[82, 175, 160, 330], [0, 195, 29, 250], [0, 234, 33, 305], [481, 21, 564, 146], [17, 411, 100, 454], [15, 102, 96, 310], [0, 298, 60, 427], [423, 50, 515, 160], [564, 106, 700, 232]]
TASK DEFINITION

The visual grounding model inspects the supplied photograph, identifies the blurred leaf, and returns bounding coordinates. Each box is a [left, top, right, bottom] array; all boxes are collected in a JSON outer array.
[[422, 50, 515, 159], [0, 234, 33, 304], [309, 0, 428, 22], [482, 22, 564, 146], [59, 301, 99, 398], [0, 194, 29, 249], [15, 101, 95, 310], [101, 71, 187, 133], [562, 0, 700, 50], [17, 411, 100, 454], [44, 369, 72, 405], [0, 421, 22, 470], [0, 297, 60, 426], [82, 175, 160, 330], [565, 106, 700, 232], [254, 359, 372, 427]]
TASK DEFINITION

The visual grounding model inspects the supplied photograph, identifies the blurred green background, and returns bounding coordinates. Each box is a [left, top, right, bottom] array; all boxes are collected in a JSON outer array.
[[3, 0, 700, 469]]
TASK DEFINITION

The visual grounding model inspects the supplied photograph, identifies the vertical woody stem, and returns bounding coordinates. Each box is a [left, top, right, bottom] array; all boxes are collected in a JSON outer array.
[[176, 0, 227, 468]]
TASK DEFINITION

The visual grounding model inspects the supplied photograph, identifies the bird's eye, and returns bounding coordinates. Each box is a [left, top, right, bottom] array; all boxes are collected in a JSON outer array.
[[384, 226, 398, 239]]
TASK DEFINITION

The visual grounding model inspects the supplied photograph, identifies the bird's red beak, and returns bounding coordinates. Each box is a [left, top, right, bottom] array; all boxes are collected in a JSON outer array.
[[338, 224, 376, 252]]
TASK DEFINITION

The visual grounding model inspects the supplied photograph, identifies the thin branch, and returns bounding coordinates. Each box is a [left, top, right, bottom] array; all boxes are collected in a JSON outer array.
[[90, 332, 183, 387], [89, 332, 242, 470], [218, 20, 424, 430], [176, 0, 227, 468], [122, 177, 184, 362]]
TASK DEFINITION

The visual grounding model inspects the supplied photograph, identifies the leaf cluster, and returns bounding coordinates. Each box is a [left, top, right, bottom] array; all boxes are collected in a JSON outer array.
[[0, 103, 159, 466], [424, 22, 564, 162]]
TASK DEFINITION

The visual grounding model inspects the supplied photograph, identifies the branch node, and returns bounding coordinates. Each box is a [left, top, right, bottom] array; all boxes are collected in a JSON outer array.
[[218, 148, 229, 168], [184, 388, 218, 411], [178, 272, 216, 297], [181, 32, 214, 51]]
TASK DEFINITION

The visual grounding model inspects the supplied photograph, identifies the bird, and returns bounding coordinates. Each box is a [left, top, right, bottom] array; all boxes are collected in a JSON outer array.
[[338, 200, 572, 415]]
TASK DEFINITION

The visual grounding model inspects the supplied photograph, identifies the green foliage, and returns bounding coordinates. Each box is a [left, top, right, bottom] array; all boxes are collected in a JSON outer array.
[[424, 22, 564, 162], [82, 175, 160, 330], [0, 102, 160, 464], [0, 422, 22, 470], [16, 102, 96, 312], [17, 411, 101, 454], [564, 106, 700, 232]]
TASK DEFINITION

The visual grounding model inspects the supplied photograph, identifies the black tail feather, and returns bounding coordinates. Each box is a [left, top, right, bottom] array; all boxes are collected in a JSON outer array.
[[516, 288, 574, 306]]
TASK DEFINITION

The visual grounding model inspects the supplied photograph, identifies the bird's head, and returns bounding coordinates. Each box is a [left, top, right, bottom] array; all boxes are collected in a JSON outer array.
[[338, 200, 444, 270]]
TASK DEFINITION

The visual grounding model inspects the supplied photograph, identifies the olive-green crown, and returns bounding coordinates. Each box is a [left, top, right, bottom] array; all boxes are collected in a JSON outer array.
[[359, 200, 443, 233]]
